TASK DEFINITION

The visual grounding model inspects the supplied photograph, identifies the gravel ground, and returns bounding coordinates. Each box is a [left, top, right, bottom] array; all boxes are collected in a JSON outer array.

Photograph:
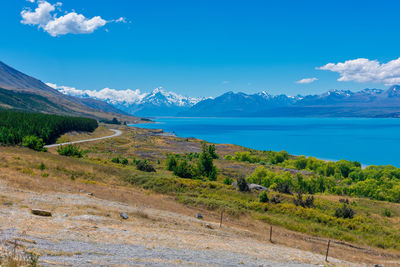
[[0, 181, 359, 267]]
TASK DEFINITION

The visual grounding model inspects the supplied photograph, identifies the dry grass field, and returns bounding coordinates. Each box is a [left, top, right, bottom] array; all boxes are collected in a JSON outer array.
[[0, 125, 399, 266]]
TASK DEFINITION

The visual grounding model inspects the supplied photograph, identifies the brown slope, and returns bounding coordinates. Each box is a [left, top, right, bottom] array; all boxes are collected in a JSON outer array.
[[0, 61, 137, 122]]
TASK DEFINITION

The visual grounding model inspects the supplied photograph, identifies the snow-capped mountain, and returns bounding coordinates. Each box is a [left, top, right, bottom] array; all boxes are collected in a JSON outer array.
[[49, 82, 400, 118], [47, 84, 204, 116], [115, 88, 205, 116], [182, 87, 400, 117]]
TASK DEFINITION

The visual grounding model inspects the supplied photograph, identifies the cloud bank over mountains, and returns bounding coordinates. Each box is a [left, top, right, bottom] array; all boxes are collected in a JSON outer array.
[[21, 0, 125, 36], [46, 83, 202, 107], [318, 57, 400, 86]]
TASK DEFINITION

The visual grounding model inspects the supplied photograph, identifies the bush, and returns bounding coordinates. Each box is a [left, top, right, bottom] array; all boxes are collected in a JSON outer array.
[[198, 143, 218, 180], [22, 135, 46, 151], [38, 162, 46, 170], [293, 193, 314, 208], [383, 208, 392, 217], [275, 180, 292, 194], [334, 204, 355, 219], [259, 191, 269, 203], [270, 150, 289, 164], [111, 157, 120, 163], [166, 154, 178, 171], [57, 144, 83, 158], [173, 160, 193, 178], [121, 158, 129, 165], [135, 160, 156, 172], [223, 177, 233, 185], [224, 155, 233, 160], [237, 177, 249, 192], [270, 194, 282, 204]]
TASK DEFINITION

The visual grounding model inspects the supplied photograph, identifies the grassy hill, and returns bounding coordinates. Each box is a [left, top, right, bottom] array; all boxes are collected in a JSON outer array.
[[0, 61, 138, 122]]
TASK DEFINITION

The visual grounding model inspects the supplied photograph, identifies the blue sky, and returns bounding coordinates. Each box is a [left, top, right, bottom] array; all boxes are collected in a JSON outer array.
[[1, 0, 400, 97]]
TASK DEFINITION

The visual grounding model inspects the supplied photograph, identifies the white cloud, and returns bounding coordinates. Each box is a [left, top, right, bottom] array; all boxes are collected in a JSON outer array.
[[44, 13, 106, 36], [21, 1, 122, 36], [115, 17, 127, 23], [296, 77, 318, 84], [46, 83, 146, 104], [318, 57, 400, 86], [21, 1, 57, 26]]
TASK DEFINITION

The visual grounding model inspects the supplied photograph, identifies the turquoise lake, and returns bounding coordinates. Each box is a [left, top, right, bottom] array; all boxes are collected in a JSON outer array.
[[132, 117, 400, 167]]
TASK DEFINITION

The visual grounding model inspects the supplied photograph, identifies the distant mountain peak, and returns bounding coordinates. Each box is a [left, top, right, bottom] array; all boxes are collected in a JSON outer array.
[[385, 85, 400, 97]]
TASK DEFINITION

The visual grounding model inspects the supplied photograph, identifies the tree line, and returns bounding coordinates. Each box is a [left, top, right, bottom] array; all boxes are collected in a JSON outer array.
[[0, 110, 98, 148]]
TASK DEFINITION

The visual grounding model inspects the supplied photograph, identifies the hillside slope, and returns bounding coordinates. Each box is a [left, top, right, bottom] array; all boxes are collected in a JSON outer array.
[[0, 61, 136, 121]]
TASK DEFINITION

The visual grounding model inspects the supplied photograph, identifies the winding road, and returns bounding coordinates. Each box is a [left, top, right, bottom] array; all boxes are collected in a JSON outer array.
[[44, 129, 122, 148]]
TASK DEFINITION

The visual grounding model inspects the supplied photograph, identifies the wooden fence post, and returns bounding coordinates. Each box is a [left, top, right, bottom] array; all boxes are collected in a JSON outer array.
[[219, 209, 224, 228], [325, 240, 331, 262], [269, 225, 273, 242]]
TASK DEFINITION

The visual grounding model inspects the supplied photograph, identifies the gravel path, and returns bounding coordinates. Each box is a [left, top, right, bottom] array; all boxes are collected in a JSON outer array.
[[44, 129, 122, 148]]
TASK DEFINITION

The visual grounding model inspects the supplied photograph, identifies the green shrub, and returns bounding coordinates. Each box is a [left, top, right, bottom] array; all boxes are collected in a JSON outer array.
[[383, 208, 392, 217], [293, 193, 314, 208], [334, 204, 355, 219], [275, 180, 292, 194], [135, 160, 156, 172], [111, 157, 120, 163], [259, 191, 269, 203], [224, 155, 233, 160], [173, 160, 194, 178], [237, 177, 249, 192], [223, 177, 233, 185], [270, 194, 282, 204], [38, 162, 46, 170], [166, 154, 178, 171], [198, 143, 218, 180], [22, 135, 46, 151], [121, 158, 129, 165], [57, 144, 83, 158]]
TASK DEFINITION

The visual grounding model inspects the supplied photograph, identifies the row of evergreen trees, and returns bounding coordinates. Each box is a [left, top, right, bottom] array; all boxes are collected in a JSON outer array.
[[0, 110, 98, 146]]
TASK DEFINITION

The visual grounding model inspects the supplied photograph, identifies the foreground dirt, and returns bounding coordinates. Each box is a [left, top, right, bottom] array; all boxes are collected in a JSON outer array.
[[0, 178, 362, 267]]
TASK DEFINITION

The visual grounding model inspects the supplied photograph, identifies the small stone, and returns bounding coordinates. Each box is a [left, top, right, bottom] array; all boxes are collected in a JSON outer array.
[[120, 212, 129, 220], [196, 213, 203, 219], [88, 193, 94, 196], [31, 209, 52, 217], [205, 223, 213, 229], [63, 214, 68, 217]]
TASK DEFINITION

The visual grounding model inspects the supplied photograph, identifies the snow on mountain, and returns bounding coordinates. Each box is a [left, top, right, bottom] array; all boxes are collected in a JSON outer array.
[[47, 84, 203, 106], [47, 83, 204, 116]]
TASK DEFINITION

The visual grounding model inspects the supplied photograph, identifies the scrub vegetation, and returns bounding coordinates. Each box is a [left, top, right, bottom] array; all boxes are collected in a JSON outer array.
[[1, 125, 399, 255]]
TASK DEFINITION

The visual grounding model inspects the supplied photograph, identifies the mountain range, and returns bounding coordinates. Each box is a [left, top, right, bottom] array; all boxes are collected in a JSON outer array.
[[2, 60, 400, 118], [181, 87, 400, 118], [55, 82, 400, 118]]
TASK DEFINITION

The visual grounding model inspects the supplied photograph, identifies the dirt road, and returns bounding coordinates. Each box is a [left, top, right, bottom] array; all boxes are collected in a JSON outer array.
[[44, 129, 122, 148]]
